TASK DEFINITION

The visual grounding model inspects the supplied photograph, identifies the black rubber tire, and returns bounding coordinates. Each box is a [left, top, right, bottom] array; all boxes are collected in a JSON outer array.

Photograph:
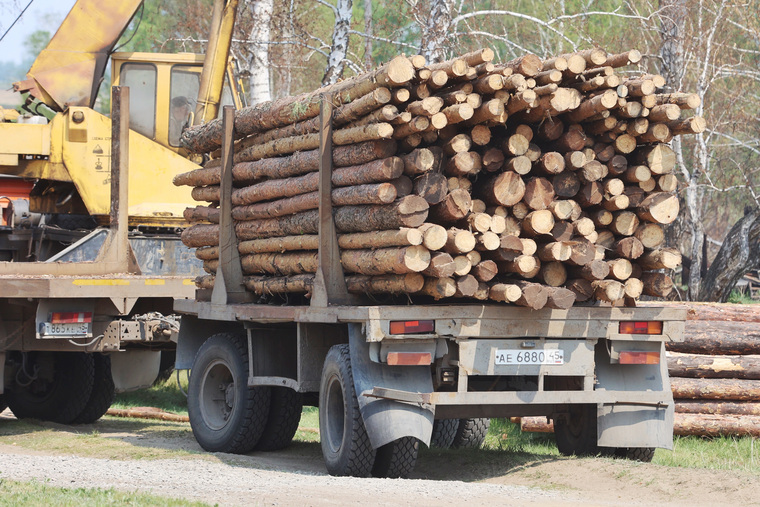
[[319, 344, 376, 477], [188, 333, 271, 454], [71, 353, 115, 424], [255, 387, 303, 451], [554, 404, 599, 457], [430, 418, 459, 448], [614, 447, 655, 462], [0, 394, 7, 413], [6, 352, 94, 424], [49, 214, 97, 231], [372, 436, 419, 478], [451, 418, 490, 449]]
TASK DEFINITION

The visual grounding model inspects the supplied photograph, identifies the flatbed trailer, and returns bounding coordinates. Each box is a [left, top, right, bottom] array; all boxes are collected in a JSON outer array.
[[174, 106, 687, 478]]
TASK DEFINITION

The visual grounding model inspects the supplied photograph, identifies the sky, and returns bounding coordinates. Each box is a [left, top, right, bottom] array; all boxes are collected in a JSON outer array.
[[0, 0, 78, 65]]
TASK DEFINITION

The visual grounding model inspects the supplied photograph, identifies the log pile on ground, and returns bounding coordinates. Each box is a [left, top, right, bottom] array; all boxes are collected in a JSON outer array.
[[514, 303, 760, 439], [176, 48, 702, 308]]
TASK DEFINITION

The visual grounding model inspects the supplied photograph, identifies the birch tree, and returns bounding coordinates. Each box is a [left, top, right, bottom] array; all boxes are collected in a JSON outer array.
[[321, 0, 353, 85], [247, 0, 273, 104]]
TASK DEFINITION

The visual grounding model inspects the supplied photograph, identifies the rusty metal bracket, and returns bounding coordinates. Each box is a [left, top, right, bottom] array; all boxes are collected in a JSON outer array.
[[311, 95, 355, 307], [211, 105, 253, 305]]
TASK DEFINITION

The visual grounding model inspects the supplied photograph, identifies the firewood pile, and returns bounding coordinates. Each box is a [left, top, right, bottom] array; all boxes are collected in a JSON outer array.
[[515, 303, 760, 438], [175, 47, 703, 309]]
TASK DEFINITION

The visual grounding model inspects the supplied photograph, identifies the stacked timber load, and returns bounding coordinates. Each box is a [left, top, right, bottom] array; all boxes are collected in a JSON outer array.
[[176, 47, 703, 309], [665, 303, 760, 438]]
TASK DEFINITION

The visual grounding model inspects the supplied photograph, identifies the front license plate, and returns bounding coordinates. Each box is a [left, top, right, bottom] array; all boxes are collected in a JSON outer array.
[[494, 349, 564, 365], [41, 322, 90, 337]]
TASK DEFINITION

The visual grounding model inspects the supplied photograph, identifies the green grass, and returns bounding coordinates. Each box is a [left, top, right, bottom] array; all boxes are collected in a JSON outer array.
[[0, 478, 210, 506], [112, 371, 190, 417], [654, 434, 760, 473], [727, 289, 760, 304]]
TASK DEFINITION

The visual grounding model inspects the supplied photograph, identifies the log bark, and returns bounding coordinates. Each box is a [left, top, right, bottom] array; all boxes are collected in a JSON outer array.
[[668, 352, 760, 380], [667, 320, 760, 355], [675, 401, 760, 416], [671, 377, 760, 401], [341, 246, 430, 274], [414, 171, 449, 205], [673, 413, 760, 438], [489, 283, 522, 303]]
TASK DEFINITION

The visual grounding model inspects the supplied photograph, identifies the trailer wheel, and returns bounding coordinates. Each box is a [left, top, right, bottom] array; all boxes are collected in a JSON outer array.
[[554, 404, 599, 456], [451, 418, 490, 449], [614, 447, 655, 462], [430, 419, 458, 448], [71, 353, 115, 424], [0, 395, 6, 414], [319, 344, 376, 477], [188, 333, 271, 454], [372, 436, 419, 478], [6, 352, 94, 424], [255, 387, 303, 451]]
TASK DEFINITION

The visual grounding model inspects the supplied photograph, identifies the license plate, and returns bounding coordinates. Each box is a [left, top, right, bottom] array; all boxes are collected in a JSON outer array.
[[494, 349, 564, 365], [41, 322, 90, 337]]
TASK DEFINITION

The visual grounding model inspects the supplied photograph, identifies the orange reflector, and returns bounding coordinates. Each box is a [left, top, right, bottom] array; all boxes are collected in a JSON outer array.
[[50, 312, 92, 324], [619, 321, 663, 335], [389, 320, 435, 335], [619, 351, 661, 364], [387, 352, 432, 366]]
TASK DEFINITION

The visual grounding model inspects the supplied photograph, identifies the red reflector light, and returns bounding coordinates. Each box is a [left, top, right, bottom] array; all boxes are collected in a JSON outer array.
[[389, 320, 435, 335], [387, 352, 432, 366], [619, 321, 663, 335], [619, 351, 661, 364], [50, 312, 92, 324]]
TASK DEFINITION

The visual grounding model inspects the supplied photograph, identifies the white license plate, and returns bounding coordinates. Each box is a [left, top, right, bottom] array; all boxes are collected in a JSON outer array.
[[494, 349, 564, 365], [41, 322, 90, 337]]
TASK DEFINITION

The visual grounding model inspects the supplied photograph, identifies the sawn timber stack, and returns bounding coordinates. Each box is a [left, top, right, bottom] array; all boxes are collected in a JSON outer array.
[[176, 48, 703, 309]]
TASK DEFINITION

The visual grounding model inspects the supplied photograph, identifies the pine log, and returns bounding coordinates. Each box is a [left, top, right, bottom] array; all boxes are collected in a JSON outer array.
[[346, 274, 426, 294], [402, 147, 443, 175], [638, 192, 680, 224], [453, 255, 472, 276], [635, 144, 676, 174], [641, 272, 674, 298], [624, 277, 644, 298], [537, 152, 566, 175], [607, 258, 633, 280], [472, 260, 498, 282], [336, 228, 423, 250], [538, 242, 572, 262], [443, 133, 472, 155], [640, 248, 682, 270], [390, 175, 413, 198], [445, 151, 482, 177], [553, 171, 581, 198], [444, 228, 477, 254], [522, 210, 555, 236], [611, 211, 640, 236], [340, 246, 430, 274], [514, 281, 549, 310], [541, 261, 568, 287], [671, 377, 760, 401], [593, 280, 626, 302], [244, 274, 314, 294], [414, 171, 449, 205], [673, 413, 760, 438], [482, 148, 506, 172], [667, 320, 760, 355], [479, 171, 526, 207], [576, 181, 603, 207], [489, 283, 522, 303], [184, 206, 219, 223], [418, 223, 448, 251], [657, 174, 679, 193], [232, 183, 396, 220], [430, 189, 472, 223], [523, 178, 555, 211], [566, 278, 593, 302], [181, 55, 415, 153], [454, 274, 479, 297], [668, 352, 760, 380], [675, 401, 760, 416], [418, 277, 456, 299], [614, 236, 644, 259], [422, 252, 456, 278], [546, 287, 576, 309], [182, 224, 220, 247], [572, 259, 610, 281], [505, 155, 531, 175]]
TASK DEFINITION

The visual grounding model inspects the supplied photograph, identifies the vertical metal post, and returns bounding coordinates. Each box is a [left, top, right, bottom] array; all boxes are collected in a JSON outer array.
[[311, 95, 350, 307], [211, 105, 251, 305]]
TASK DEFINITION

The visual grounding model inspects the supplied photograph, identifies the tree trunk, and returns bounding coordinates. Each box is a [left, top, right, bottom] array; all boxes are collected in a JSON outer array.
[[675, 401, 760, 416], [668, 352, 760, 379], [670, 377, 760, 401], [673, 413, 760, 438], [247, 0, 273, 105], [699, 207, 760, 302]]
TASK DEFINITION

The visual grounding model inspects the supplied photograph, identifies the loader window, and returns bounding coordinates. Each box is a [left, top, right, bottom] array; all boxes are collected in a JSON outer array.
[[169, 66, 201, 146], [120, 63, 157, 139]]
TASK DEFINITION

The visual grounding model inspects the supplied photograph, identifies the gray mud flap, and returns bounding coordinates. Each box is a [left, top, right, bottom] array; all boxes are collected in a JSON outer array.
[[348, 323, 434, 449]]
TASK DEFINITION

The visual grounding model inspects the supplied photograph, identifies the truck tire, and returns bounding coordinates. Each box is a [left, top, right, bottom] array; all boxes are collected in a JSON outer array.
[[554, 404, 599, 456], [188, 333, 271, 454], [72, 353, 115, 424], [451, 418, 490, 449], [0, 394, 6, 413], [6, 352, 94, 424], [430, 418, 459, 448], [372, 436, 419, 478], [255, 387, 302, 451], [614, 447, 655, 462], [319, 344, 376, 477]]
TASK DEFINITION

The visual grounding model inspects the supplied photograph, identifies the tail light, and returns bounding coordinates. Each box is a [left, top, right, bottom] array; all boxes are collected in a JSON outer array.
[[389, 320, 434, 335], [619, 351, 661, 364], [50, 312, 92, 324], [619, 321, 662, 335]]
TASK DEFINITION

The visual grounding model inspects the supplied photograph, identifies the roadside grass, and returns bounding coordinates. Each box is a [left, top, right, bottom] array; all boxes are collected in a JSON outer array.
[[727, 289, 760, 304], [0, 478, 210, 506], [655, 434, 760, 473]]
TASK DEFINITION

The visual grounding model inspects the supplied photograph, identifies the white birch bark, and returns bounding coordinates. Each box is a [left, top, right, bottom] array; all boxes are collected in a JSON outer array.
[[247, 0, 273, 104], [322, 0, 353, 86]]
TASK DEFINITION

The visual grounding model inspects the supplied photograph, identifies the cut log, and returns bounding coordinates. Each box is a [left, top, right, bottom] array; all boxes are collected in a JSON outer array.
[[668, 320, 760, 355], [607, 258, 633, 280], [346, 274, 425, 294], [638, 192, 680, 224], [523, 178, 555, 211], [624, 277, 644, 298], [414, 171, 449, 205], [336, 228, 423, 250], [641, 272, 674, 298], [402, 147, 443, 175], [566, 278, 594, 302], [418, 277, 456, 299], [611, 211, 640, 236], [430, 189, 472, 223], [489, 283, 522, 303], [592, 280, 626, 302], [673, 413, 760, 438], [573, 259, 610, 281], [514, 281, 549, 310], [418, 223, 448, 251], [422, 252, 456, 278], [454, 274, 479, 297], [522, 210, 555, 236], [668, 352, 760, 380], [675, 401, 760, 416], [445, 228, 477, 254], [472, 260, 498, 282], [553, 171, 581, 198], [541, 261, 568, 287], [671, 377, 760, 401], [478, 171, 526, 207], [453, 255, 472, 276], [482, 148, 506, 172], [546, 287, 576, 309], [635, 144, 676, 175], [340, 246, 430, 274], [538, 242, 572, 262], [182, 224, 220, 248], [505, 155, 532, 175], [537, 152, 566, 175], [445, 151, 482, 177], [614, 236, 645, 259], [640, 248, 682, 270]]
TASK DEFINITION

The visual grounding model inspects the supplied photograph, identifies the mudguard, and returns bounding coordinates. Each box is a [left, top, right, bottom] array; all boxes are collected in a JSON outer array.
[[348, 323, 434, 449]]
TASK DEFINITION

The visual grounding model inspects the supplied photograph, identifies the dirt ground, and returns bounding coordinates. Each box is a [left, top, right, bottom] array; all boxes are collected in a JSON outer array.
[[0, 410, 758, 506]]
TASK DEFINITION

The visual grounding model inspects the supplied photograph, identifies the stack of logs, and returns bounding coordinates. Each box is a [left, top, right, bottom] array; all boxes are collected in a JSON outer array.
[[176, 47, 702, 309], [516, 303, 760, 438]]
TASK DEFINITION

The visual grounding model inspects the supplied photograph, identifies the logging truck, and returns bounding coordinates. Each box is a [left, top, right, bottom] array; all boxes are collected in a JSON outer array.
[[173, 95, 688, 477], [0, 0, 239, 422]]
